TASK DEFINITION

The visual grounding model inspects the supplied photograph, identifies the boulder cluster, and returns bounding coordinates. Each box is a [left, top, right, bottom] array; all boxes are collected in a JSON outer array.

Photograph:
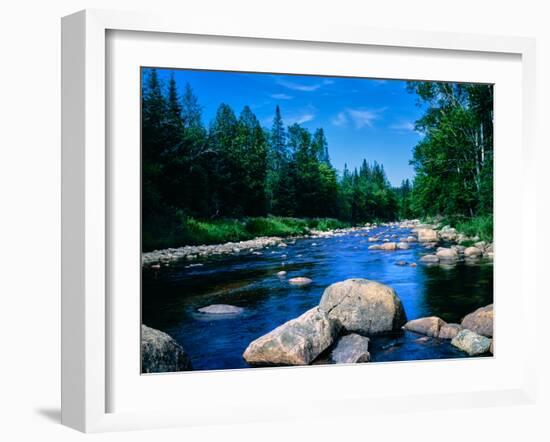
[[413, 225, 493, 264], [242, 278, 407, 366], [403, 304, 493, 356]]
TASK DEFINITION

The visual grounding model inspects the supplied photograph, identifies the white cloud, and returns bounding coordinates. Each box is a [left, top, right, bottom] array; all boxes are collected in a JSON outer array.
[[287, 112, 315, 125], [347, 109, 380, 129], [270, 93, 293, 100], [389, 121, 416, 132], [275, 77, 337, 92], [331, 108, 384, 129], [331, 111, 348, 127]]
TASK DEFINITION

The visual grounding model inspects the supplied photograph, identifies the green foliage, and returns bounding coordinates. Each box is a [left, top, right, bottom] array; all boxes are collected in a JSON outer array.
[[407, 82, 493, 219], [456, 215, 493, 242]]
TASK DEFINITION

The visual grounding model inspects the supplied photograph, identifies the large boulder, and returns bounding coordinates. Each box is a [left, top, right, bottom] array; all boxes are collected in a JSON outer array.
[[242, 307, 339, 366], [380, 242, 397, 251], [330, 334, 371, 364], [417, 228, 438, 242], [319, 279, 406, 335], [461, 304, 493, 337], [451, 329, 492, 356], [403, 316, 445, 337], [141, 325, 192, 373]]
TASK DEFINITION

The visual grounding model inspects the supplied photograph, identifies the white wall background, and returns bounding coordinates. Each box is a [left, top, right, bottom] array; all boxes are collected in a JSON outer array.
[[0, 1, 547, 440]]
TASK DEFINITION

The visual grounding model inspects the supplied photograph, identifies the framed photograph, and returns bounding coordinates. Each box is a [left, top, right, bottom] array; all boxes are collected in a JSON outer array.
[[61, 9, 537, 432]]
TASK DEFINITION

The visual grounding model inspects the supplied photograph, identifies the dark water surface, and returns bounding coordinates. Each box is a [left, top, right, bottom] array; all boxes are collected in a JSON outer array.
[[142, 226, 493, 370]]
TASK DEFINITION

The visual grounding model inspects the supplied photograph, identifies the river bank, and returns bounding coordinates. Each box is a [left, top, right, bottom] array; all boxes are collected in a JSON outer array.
[[142, 219, 493, 267]]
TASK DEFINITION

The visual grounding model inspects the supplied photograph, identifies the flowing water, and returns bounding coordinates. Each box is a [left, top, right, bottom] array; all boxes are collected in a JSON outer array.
[[142, 225, 493, 370]]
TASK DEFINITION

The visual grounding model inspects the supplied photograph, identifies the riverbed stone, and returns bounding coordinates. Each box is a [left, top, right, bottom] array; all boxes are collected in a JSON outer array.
[[439, 226, 458, 242], [420, 254, 439, 263], [438, 323, 463, 339], [461, 304, 493, 337], [288, 277, 313, 286], [242, 307, 339, 366], [436, 247, 459, 260], [451, 329, 491, 355], [464, 246, 483, 258], [198, 304, 244, 314], [319, 278, 406, 335], [417, 228, 438, 242], [277, 270, 287, 277], [141, 325, 192, 373], [330, 334, 371, 364], [397, 242, 410, 250], [368, 245, 381, 250], [368, 237, 379, 242], [380, 242, 397, 251], [403, 316, 445, 337], [406, 236, 417, 243]]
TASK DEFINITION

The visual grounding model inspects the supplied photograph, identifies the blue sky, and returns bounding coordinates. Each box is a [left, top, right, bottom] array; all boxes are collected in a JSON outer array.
[[145, 68, 427, 187]]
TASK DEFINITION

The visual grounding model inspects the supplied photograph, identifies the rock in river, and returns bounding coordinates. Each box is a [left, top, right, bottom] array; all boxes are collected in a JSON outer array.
[[288, 276, 312, 286], [436, 247, 459, 260], [397, 242, 410, 250], [464, 246, 483, 258], [198, 304, 244, 314], [451, 329, 492, 356], [417, 228, 438, 242], [420, 254, 439, 263], [319, 278, 406, 335], [242, 307, 339, 366], [461, 304, 493, 337], [141, 325, 192, 373], [277, 270, 287, 277], [403, 316, 445, 337], [330, 334, 371, 364], [380, 242, 397, 251]]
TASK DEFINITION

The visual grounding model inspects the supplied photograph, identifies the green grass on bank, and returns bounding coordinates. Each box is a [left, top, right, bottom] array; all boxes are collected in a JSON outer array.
[[434, 214, 493, 243], [143, 216, 351, 251]]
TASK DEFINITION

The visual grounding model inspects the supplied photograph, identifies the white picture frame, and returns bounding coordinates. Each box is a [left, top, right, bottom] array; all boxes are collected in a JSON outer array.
[[61, 9, 537, 433]]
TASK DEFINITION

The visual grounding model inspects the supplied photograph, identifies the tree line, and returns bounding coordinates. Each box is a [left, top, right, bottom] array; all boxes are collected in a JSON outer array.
[[142, 69, 493, 248], [142, 69, 398, 246]]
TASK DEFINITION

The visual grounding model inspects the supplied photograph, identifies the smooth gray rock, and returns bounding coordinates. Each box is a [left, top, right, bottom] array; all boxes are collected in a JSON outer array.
[[319, 278, 406, 335], [451, 329, 492, 356], [461, 304, 493, 337], [330, 334, 371, 364], [242, 307, 339, 366], [198, 304, 244, 314], [141, 325, 192, 373]]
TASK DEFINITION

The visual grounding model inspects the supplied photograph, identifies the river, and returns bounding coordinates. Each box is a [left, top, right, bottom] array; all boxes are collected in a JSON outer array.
[[142, 225, 493, 370]]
